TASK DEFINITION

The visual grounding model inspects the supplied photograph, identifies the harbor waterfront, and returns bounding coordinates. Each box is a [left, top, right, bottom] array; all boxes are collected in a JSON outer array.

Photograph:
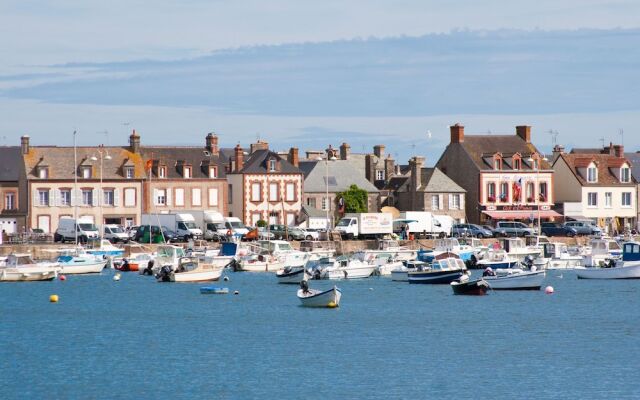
[[2, 265, 639, 399]]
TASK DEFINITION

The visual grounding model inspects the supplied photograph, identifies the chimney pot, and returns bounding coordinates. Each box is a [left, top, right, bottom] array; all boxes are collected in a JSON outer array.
[[234, 144, 244, 172], [288, 147, 299, 167], [450, 124, 464, 143], [129, 129, 140, 153], [613, 144, 624, 158], [516, 125, 531, 143], [373, 145, 385, 159], [339, 142, 351, 160], [20, 135, 30, 154], [206, 133, 219, 155]]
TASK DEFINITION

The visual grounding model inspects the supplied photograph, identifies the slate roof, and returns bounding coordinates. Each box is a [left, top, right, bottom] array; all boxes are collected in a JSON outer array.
[[301, 205, 328, 218], [299, 159, 378, 193], [460, 135, 551, 171], [23, 146, 147, 180], [625, 152, 640, 181], [237, 149, 302, 174], [394, 167, 465, 193], [555, 153, 635, 186], [140, 146, 227, 179], [0, 147, 23, 181]]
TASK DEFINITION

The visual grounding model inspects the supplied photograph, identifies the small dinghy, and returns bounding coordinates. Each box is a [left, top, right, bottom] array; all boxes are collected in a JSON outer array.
[[297, 280, 341, 308], [450, 275, 489, 296], [276, 266, 309, 284], [200, 286, 229, 294]]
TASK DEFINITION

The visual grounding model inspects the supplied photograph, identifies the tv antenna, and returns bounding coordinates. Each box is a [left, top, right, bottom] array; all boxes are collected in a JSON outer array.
[[599, 137, 606, 148], [547, 129, 559, 146], [619, 128, 624, 146]]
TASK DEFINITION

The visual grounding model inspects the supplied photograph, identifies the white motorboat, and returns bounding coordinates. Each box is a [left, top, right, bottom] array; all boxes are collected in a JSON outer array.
[[257, 240, 309, 268], [56, 251, 107, 274], [152, 245, 186, 274], [369, 253, 405, 276], [237, 253, 284, 272], [276, 266, 310, 284], [534, 242, 584, 270], [583, 237, 623, 267], [0, 254, 61, 282], [419, 238, 475, 264], [86, 239, 125, 257], [500, 237, 542, 260], [321, 257, 377, 280], [297, 283, 341, 308], [407, 253, 467, 284], [299, 240, 336, 259], [390, 260, 426, 282], [475, 249, 520, 270], [353, 239, 417, 263], [576, 241, 640, 279], [482, 268, 546, 290], [156, 257, 224, 282]]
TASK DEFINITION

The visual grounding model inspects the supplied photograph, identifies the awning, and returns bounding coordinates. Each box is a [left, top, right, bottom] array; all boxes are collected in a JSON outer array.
[[482, 210, 563, 220]]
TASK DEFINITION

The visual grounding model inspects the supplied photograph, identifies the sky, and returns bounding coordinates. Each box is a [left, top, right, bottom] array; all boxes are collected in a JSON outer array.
[[1, 1, 639, 164]]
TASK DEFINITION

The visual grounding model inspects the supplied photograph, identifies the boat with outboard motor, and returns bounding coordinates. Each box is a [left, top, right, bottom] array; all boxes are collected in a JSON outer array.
[[475, 248, 520, 270], [390, 260, 426, 282], [0, 254, 61, 282], [156, 256, 224, 282], [533, 242, 584, 270], [583, 237, 623, 268], [576, 241, 640, 279], [276, 265, 310, 284], [407, 252, 467, 284], [418, 238, 474, 263], [311, 256, 377, 280], [482, 266, 546, 290], [297, 280, 341, 307], [450, 275, 489, 295]]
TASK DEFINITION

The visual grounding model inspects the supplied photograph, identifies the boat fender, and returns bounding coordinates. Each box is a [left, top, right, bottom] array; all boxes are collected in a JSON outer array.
[[227, 230, 232, 237]]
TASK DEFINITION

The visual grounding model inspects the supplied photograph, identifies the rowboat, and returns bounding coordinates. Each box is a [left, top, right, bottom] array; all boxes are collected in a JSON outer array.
[[450, 276, 489, 295], [297, 282, 341, 308], [482, 268, 546, 290]]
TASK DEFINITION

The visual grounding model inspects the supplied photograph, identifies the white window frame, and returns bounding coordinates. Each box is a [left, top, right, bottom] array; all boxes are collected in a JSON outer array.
[[38, 189, 49, 206], [209, 166, 217, 179], [376, 170, 385, 181], [587, 192, 598, 207], [269, 182, 279, 202], [621, 167, 631, 183], [269, 159, 276, 172], [124, 188, 136, 207], [60, 190, 71, 206], [156, 189, 167, 206], [82, 167, 91, 179], [604, 192, 612, 208], [175, 188, 185, 206], [587, 166, 597, 183], [285, 182, 295, 202], [192, 188, 201, 206], [38, 167, 48, 179], [208, 188, 219, 206], [82, 189, 93, 206], [622, 192, 632, 207], [251, 182, 261, 202], [183, 166, 192, 179], [432, 195, 439, 210], [5, 192, 15, 210], [125, 167, 134, 179], [103, 189, 115, 206], [159, 167, 166, 179], [321, 197, 328, 211], [452, 194, 461, 209]]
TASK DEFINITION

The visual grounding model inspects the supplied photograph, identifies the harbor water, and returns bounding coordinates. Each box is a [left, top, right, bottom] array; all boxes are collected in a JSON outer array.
[[1, 270, 639, 399]]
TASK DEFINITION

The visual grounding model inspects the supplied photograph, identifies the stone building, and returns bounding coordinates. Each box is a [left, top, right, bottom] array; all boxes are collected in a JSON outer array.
[[0, 145, 28, 234]]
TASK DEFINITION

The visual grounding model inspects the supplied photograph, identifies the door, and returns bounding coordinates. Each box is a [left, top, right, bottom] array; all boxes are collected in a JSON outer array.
[[0, 218, 17, 234], [37, 215, 51, 233]]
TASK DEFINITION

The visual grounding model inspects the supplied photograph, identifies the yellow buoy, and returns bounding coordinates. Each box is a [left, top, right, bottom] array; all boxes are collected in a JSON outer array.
[[327, 301, 337, 308], [49, 294, 59, 303]]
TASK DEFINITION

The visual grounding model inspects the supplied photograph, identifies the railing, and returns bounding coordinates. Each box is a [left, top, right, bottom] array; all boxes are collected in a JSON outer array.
[[3, 232, 54, 244]]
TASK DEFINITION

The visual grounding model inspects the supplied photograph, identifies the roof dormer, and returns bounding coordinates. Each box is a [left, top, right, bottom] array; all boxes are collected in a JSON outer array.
[[575, 158, 598, 183], [266, 156, 280, 172], [512, 153, 522, 170], [609, 159, 631, 183], [492, 153, 502, 170]]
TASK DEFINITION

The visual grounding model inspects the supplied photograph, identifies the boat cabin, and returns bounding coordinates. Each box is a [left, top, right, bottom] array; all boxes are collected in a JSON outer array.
[[434, 238, 462, 251], [4, 254, 36, 267], [525, 235, 551, 247], [500, 237, 527, 253], [622, 242, 640, 262], [589, 238, 622, 256], [258, 240, 295, 254], [156, 245, 185, 262]]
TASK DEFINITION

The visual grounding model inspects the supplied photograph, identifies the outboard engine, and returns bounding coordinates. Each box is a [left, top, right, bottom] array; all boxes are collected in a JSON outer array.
[[523, 255, 534, 269], [313, 269, 322, 280], [120, 258, 130, 272], [142, 260, 155, 276], [482, 267, 495, 277], [300, 279, 309, 293], [156, 265, 172, 282]]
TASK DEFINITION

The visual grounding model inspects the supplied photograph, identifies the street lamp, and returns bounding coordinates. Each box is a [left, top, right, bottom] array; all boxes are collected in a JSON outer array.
[[317, 155, 337, 238], [91, 145, 112, 243], [527, 154, 549, 235]]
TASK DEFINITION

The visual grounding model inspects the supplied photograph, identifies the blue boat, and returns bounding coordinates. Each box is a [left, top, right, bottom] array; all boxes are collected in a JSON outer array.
[[200, 286, 230, 294], [408, 253, 468, 284], [418, 238, 474, 263]]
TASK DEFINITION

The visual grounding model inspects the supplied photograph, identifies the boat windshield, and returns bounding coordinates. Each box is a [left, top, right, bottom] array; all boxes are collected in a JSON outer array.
[[609, 241, 621, 251], [157, 247, 176, 258], [10, 255, 35, 266]]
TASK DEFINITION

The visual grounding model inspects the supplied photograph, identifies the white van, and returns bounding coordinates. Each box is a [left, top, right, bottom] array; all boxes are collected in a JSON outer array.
[[104, 224, 129, 243], [224, 217, 249, 238], [55, 217, 100, 243]]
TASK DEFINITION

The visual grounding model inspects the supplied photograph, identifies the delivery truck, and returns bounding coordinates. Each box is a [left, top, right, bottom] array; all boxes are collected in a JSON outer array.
[[393, 211, 454, 239], [141, 213, 203, 240], [334, 212, 393, 239]]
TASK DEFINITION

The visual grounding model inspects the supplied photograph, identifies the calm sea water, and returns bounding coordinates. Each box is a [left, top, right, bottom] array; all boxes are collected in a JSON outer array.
[[1, 269, 639, 399]]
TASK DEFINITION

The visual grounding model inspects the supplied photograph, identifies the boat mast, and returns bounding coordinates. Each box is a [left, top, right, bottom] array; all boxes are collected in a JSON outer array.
[[73, 130, 78, 246]]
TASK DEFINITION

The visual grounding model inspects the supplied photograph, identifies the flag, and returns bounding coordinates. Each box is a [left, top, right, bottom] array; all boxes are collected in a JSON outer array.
[[338, 197, 345, 214], [512, 177, 522, 201], [145, 159, 153, 171]]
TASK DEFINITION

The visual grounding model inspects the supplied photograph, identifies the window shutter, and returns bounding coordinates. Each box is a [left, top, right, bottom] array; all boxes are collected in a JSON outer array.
[[92, 188, 100, 207], [113, 189, 120, 206], [459, 194, 465, 210], [52, 189, 60, 206], [438, 194, 444, 210], [153, 189, 159, 206], [33, 189, 40, 207], [448, 194, 453, 209], [166, 189, 172, 206]]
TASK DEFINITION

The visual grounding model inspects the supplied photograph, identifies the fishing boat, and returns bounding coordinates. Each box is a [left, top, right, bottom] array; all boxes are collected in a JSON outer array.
[[316, 257, 376, 280], [500, 237, 542, 260], [450, 276, 490, 295], [583, 237, 623, 267], [156, 257, 224, 282], [418, 238, 475, 263], [576, 241, 640, 279], [237, 253, 284, 272], [276, 266, 310, 284], [390, 260, 426, 282], [475, 249, 520, 270], [117, 244, 155, 272], [369, 253, 405, 276], [482, 267, 546, 290], [297, 281, 341, 308], [0, 254, 61, 282], [407, 253, 467, 284], [85, 239, 124, 257], [534, 242, 584, 270]]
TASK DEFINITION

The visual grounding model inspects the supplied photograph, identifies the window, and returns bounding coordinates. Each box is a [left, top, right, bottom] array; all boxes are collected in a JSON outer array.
[[321, 197, 329, 211], [514, 159, 521, 170], [183, 166, 192, 179], [227, 186, 232, 205], [621, 167, 631, 183], [4, 193, 15, 210], [539, 182, 547, 201], [82, 189, 93, 206], [125, 167, 134, 179], [487, 183, 496, 202], [285, 183, 295, 201], [533, 159, 539, 170], [175, 188, 184, 206], [250, 213, 261, 227], [159, 167, 166, 179], [103, 189, 114, 206], [493, 158, 501, 170], [587, 192, 597, 207], [81, 167, 91, 179], [526, 182, 534, 201], [38, 189, 49, 206], [156, 189, 167, 205], [269, 159, 276, 172], [38, 167, 48, 179], [604, 192, 612, 208], [587, 166, 597, 183], [251, 182, 261, 202], [192, 188, 201, 206], [376, 170, 385, 181], [269, 182, 279, 201], [500, 182, 509, 202], [60, 189, 71, 206], [451, 194, 461, 209], [208, 188, 219, 206], [124, 188, 136, 207], [622, 192, 632, 207], [268, 211, 279, 225], [307, 197, 316, 207], [432, 195, 440, 210], [209, 167, 217, 178]]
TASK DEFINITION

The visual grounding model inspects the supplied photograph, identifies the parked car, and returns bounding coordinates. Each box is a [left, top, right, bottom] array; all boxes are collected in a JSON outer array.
[[483, 224, 506, 237], [298, 227, 320, 241], [104, 224, 129, 243], [134, 225, 179, 243], [563, 220, 602, 236], [127, 226, 139, 240], [493, 221, 536, 237], [451, 223, 494, 238], [268, 224, 307, 240], [541, 222, 577, 237]]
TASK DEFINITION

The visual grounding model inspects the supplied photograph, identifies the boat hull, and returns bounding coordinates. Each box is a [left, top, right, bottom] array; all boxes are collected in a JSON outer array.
[[576, 264, 640, 279], [0, 267, 60, 282], [60, 260, 107, 274], [238, 260, 283, 272], [276, 267, 309, 284], [170, 268, 223, 282], [451, 279, 489, 295], [297, 286, 341, 307], [326, 265, 376, 280], [391, 270, 408, 282], [408, 269, 465, 284], [484, 270, 546, 290]]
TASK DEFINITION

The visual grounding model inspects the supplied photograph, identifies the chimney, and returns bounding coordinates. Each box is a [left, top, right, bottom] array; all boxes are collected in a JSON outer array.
[[339, 142, 350, 160], [516, 125, 531, 143], [552, 144, 565, 162], [250, 140, 269, 154], [206, 133, 219, 155], [129, 129, 140, 153], [287, 147, 299, 167], [234, 144, 244, 172], [409, 157, 425, 209], [395, 164, 402, 175], [326, 145, 337, 160], [384, 156, 395, 180], [306, 150, 324, 160], [450, 124, 464, 143], [20, 135, 30, 154], [373, 145, 385, 159], [613, 144, 624, 158], [365, 154, 374, 182]]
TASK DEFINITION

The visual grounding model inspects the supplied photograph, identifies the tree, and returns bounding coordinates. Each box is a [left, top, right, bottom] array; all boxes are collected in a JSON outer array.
[[256, 219, 267, 228], [337, 184, 368, 214]]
